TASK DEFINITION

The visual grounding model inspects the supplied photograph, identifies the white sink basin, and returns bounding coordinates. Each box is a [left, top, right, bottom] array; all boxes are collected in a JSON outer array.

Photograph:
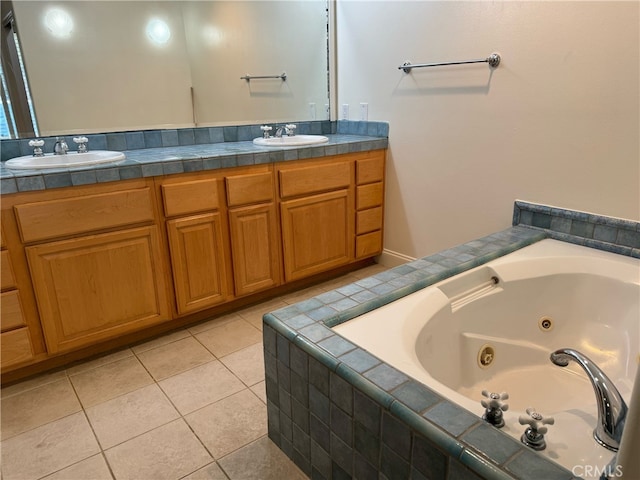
[[253, 135, 329, 147], [5, 151, 126, 170]]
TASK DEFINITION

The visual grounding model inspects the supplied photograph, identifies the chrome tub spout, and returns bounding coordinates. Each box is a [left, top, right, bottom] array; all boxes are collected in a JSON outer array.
[[550, 348, 628, 451]]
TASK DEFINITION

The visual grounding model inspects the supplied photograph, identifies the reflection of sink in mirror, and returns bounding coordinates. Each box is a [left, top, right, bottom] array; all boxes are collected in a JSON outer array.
[[5, 151, 126, 170], [253, 135, 329, 147]]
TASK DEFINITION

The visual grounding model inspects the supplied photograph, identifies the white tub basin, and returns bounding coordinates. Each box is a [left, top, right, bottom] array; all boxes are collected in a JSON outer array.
[[253, 135, 328, 147], [335, 239, 640, 475], [5, 151, 125, 169]]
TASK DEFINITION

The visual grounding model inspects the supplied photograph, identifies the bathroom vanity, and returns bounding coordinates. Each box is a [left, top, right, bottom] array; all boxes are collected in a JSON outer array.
[[0, 135, 386, 381]]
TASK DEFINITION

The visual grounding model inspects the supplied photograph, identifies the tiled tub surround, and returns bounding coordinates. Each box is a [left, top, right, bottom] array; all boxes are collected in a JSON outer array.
[[0, 121, 388, 194], [263, 208, 640, 480], [514, 200, 640, 258]]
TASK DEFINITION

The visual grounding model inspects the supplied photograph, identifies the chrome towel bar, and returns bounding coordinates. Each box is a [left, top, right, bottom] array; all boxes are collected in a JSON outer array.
[[240, 72, 287, 81], [399, 53, 501, 73]]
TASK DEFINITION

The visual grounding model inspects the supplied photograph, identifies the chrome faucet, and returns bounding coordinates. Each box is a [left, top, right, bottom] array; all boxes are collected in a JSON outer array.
[[275, 124, 296, 138], [550, 348, 628, 451], [53, 137, 68, 155]]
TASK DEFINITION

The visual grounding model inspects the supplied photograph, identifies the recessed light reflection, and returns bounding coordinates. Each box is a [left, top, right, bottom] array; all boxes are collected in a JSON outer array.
[[44, 8, 74, 38], [146, 19, 171, 45]]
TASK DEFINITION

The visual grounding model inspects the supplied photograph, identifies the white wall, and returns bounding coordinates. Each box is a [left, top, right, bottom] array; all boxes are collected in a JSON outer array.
[[336, 1, 639, 259]]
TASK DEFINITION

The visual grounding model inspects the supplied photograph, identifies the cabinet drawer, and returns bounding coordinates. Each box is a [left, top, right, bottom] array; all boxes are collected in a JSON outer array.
[[279, 162, 351, 198], [15, 188, 154, 243], [356, 230, 383, 259], [1, 290, 26, 331], [356, 154, 385, 185], [357, 207, 383, 235], [356, 183, 384, 210], [226, 172, 273, 207], [1, 250, 16, 290], [162, 179, 220, 217], [1, 328, 34, 367]]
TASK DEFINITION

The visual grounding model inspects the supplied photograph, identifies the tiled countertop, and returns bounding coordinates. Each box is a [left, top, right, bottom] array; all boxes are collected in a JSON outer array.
[[0, 133, 388, 194]]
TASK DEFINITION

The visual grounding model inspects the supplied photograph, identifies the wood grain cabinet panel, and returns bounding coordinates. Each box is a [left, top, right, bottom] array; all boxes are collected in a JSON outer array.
[[226, 172, 273, 207], [26, 226, 169, 353], [280, 190, 353, 281], [167, 213, 232, 314], [1, 250, 16, 290], [162, 179, 219, 217], [15, 188, 154, 243], [356, 183, 384, 210], [1, 290, 26, 331], [1, 328, 34, 367], [356, 231, 383, 259], [229, 204, 281, 296], [356, 154, 385, 184], [279, 162, 351, 198], [356, 207, 383, 235]]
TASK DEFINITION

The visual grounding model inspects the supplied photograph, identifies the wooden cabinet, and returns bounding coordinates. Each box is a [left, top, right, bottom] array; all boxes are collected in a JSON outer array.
[[226, 171, 281, 296], [27, 226, 169, 353], [161, 175, 233, 314], [4, 180, 170, 356], [278, 157, 355, 282], [355, 152, 385, 258], [167, 213, 230, 313], [0, 149, 386, 377], [1, 223, 34, 367]]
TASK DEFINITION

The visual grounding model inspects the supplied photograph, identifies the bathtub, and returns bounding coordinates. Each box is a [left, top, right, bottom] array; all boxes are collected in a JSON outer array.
[[334, 239, 639, 474]]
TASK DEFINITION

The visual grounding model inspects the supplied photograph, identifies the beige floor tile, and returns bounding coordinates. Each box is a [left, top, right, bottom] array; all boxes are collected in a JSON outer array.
[[281, 284, 326, 305], [1, 369, 67, 399], [352, 262, 389, 278], [42, 454, 113, 480], [250, 381, 267, 404], [1, 377, 82, 440], [219, 343, 265, 387], [158, 360, 245, 415], [186, 389, 267, 459], [318, 273, 361, 292], [104, 419, 212, 480], [237, 298, 289, 331], [136, 336, 215, 381], [182, 462, 228, 480], [194, 318, 262, 357], [65, 348, 134, 376], [1, 411, 101, 480], [218, 436, 307, 480], [131, 329, 191, 355], [86, 384, 179, 449], [70, 356, 154, 408], [187, 312, 244, 335]]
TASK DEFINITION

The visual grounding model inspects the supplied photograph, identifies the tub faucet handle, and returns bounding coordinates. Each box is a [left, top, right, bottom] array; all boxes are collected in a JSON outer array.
[[519, 407, 554, 450], [481, 390, 509, 428]]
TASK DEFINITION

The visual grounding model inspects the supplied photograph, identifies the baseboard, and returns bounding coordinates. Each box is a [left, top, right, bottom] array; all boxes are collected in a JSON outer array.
[[376, 248, 416, 267]]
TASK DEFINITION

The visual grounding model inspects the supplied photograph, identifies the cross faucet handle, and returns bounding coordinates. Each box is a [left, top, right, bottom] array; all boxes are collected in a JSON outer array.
[[481, 390, 509, 411], [519, 407, 554, 435]]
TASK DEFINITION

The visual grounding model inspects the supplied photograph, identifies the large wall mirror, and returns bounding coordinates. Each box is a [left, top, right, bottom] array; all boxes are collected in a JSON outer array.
[[1, 0, 329, 138]]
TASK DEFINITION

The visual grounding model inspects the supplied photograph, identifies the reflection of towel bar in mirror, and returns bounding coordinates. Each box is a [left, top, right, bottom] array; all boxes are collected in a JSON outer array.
[[399, 53, 501, 73], [240, 72, 287, 81]]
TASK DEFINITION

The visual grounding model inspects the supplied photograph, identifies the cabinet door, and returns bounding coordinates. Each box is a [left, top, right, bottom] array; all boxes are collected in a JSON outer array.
[[27, 226, 170, 353], [229, 203, 281, 297], [167, 213, 231, 314], [280, 190, 353, 281]]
